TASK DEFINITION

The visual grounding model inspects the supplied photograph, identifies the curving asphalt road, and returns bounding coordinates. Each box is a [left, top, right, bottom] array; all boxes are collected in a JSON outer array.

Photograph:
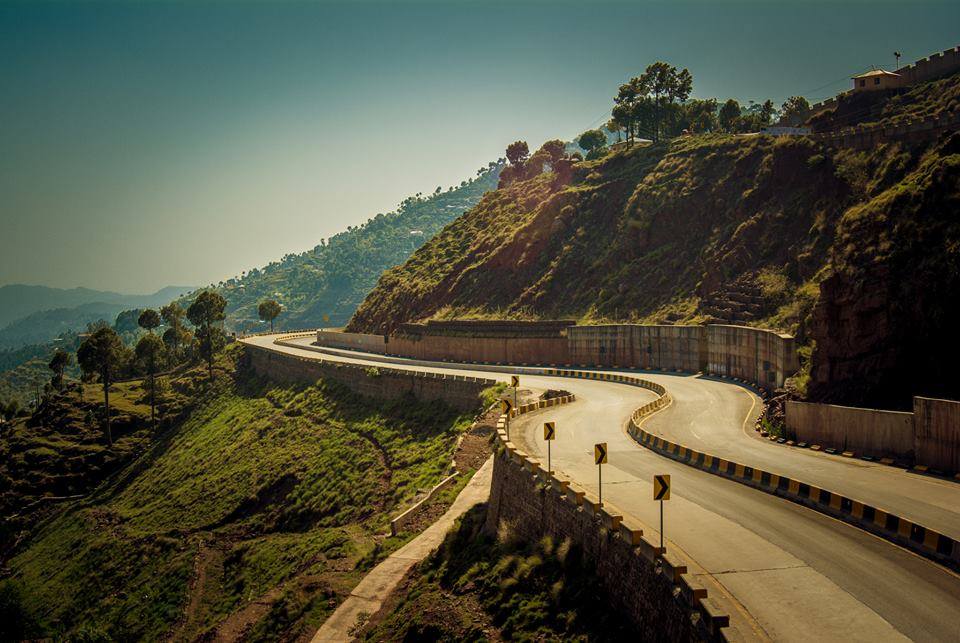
[[241, 334, 960, 642]]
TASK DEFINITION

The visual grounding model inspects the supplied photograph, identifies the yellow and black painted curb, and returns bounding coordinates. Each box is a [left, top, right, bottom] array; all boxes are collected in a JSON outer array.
[[493, 396, 731, 641], [628, 422, 960, 571]]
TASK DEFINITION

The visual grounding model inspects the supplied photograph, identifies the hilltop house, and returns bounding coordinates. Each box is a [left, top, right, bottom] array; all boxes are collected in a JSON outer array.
[[852, 69, 903, 92]]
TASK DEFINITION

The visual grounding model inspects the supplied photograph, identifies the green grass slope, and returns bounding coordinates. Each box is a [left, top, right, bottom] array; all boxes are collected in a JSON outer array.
[[4, 347, 479, 640]]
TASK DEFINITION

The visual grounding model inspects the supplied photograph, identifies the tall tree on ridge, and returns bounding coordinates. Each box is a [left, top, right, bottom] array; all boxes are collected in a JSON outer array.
[[258, 300, 282, 332], [77, 327, 125, 446], [187, 291, 227, 380]]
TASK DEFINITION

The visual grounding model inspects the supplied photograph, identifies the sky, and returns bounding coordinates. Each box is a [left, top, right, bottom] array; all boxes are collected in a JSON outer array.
[[2, 0, 958, 294]]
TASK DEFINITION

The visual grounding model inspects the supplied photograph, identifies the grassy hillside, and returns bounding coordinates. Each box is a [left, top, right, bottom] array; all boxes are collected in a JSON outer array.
[[191, 162, 503, 333], [2, 346, 482, 640], [349, 127, 960, 408]]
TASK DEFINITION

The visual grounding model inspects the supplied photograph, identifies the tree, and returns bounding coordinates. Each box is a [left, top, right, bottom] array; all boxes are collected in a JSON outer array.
[[640, 62, 692, 141], [160, 302, 187, 359], [611, 62, 692, 143], [780, 95, 811, 127], [135, 334, 165, 427], [719, 99, 741, 132], [578, 129, 607, 159], [258, 300, 282, 332], [759, 99, 776, 126], [138, 309, 161, 334], [48, 349, 70, 391], [680, 98, 719, 134], [186, 291, 227, 380], [77, 327, 125, 446], [540, 139, 566, 165], [505, 141, 529, 166]]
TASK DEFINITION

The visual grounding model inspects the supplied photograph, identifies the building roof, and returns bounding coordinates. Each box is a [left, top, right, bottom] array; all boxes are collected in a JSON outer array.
[[851, 69, 901, 79]]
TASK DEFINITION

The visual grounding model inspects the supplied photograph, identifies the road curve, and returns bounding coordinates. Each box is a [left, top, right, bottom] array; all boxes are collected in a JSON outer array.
[[240, 334, 960, 642]]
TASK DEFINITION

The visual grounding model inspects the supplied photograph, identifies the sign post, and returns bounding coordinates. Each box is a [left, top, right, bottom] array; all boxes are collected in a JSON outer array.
[[501, 398, 514, 440], [653, 474, 671, 550], [594, 442, 608, 506], [511, 375, 519, 411], [543, 422, 555, 474]]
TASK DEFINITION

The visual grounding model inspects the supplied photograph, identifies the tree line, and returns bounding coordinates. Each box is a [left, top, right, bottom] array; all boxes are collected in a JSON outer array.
[[573, 61, 812, 155]]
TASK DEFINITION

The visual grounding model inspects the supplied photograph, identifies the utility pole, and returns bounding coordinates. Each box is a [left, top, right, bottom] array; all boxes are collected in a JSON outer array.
[[894, 51, 902, 70]]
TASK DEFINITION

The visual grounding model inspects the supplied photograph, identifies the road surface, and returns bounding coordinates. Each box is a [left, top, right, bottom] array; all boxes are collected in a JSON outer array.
[[241, 334, 960, 641]]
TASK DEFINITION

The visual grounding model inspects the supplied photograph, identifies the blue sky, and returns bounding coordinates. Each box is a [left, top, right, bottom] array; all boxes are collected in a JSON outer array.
[[2, 0, 958, 293]]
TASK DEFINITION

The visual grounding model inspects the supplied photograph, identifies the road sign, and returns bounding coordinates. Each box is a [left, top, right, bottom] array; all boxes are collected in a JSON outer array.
[[544, 422, 555, 474], [654, 474, 671, 501], [511, 375, 520, 387], [543, 422, 555, 440], [595, 442, 607, 507], [501, 398, 513, 415], [594, 442, 608, 465], [654, 474, 671, 551]]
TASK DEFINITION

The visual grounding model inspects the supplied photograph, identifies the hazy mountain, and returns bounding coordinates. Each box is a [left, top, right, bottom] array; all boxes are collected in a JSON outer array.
[[0, 284, 194, 329], [0, 285, 194, 351]]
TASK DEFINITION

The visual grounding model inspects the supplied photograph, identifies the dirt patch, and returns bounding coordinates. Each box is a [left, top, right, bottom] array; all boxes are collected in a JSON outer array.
[[453, 411, 496, 474], [540, 389, 571, 400]]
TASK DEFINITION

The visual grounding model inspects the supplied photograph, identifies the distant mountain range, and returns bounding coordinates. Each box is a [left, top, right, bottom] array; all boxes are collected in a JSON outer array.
[[0, 285, 194, 350]]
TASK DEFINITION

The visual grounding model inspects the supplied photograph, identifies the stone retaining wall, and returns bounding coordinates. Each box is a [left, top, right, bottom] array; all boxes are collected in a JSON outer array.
[[486, 393, 727, 641], [245, 345, 493, 412]]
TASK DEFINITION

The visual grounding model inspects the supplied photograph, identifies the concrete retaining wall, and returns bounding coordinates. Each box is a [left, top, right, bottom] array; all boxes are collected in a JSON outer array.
[[316, 329, 386, 354], [785, 401, 914, 459], [387, 320, 572, 365], [914, 397, 960, 473], [707, 325, 798, 389], [319, 322, 797, 391], [786, 397, 960, 473], [567, 324, 706, 372], [245, 345, 493, 412]]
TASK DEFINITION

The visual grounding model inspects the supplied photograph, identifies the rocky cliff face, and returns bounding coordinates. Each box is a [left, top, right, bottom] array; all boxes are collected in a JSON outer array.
[[349, 132, 960, 408], [809, 134, 960, 407]]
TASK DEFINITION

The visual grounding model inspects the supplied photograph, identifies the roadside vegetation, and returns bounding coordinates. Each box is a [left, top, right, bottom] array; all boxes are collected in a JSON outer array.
[[1, 341, 480, 640]]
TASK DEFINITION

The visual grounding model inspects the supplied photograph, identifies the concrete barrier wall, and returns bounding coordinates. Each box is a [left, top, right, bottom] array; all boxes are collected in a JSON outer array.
[[316, 329, 386, 354], [914, 397, 960, 473], [567, 325, 706, 372], [707, 325, 798, 389], [785, 401, 914, 459], [387, 320, 573, 365], [245, 345, 493, 412], [318, 322, 797, 391]]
